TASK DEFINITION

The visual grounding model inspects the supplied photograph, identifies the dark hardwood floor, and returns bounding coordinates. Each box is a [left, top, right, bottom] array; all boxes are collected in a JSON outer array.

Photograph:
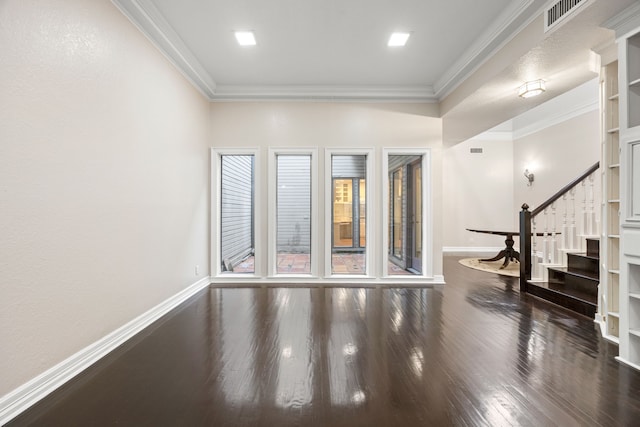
[[8, 257, 640, 426]]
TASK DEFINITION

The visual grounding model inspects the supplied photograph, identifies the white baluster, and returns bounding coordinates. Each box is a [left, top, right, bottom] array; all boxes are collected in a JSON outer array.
[[581, 179, 588, 238], [562, 193, 569, 250], [543, 208, 549, 264], [550, 202, 558, 264], [532, 217, 540, 279], [587, 173, 596, 236], [569, 187, 577, 250]]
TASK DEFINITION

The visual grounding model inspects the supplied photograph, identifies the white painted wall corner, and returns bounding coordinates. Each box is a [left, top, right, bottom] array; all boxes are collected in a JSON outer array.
[[0, 276, 212, 425]]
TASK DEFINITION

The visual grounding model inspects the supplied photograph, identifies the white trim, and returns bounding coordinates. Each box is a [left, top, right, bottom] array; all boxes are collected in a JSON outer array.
[[209, 277, 446, 286], [211, 148, 261, 278], [466, 131, 513, 142], [0, 276, 212, 425], [111, 0, 548, 103], [268, 148, 319, 277], [325, 148, 375, 278], [434, 0, 545, 99], [512, 99, 599, 140], [211, 85, 437, 102], [543, 0, 594, 35], [616, 356, 640, 371], [111, 0, 216, 99], [603, 2, 640, 40], [382, 149, 432, 279]]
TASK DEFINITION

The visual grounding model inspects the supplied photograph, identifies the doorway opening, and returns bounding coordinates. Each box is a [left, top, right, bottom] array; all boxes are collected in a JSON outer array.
[[388, 155, 423, 275], [331, 155, 367, 275]]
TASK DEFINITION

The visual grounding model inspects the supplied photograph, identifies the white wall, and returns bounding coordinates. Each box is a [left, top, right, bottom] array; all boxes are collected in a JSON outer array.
[[513, 110, 601, 219], [209, 102, 443, 279], [443, 79, 601, 253], [512, 79, 601, 218], [0, 0, 211, 396], [443, 137, 515, 252]]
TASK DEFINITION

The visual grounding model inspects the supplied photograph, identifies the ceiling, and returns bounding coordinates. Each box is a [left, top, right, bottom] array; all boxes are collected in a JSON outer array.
[[113, 0, 639, 142]]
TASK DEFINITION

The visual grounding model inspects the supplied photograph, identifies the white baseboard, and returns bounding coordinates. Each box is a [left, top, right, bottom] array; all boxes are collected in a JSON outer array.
[[210, 275, 447, 286], [0, 276, 212, 425], [443, 247, 502, 256]]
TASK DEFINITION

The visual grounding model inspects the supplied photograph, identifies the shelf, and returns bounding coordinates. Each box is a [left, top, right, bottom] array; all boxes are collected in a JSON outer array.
[[630, 78, 640, 87], [605, 334, 620, 345], [630, 329, 640, 339], [630, 292, 640, 300], [601, 57, 622, 355]]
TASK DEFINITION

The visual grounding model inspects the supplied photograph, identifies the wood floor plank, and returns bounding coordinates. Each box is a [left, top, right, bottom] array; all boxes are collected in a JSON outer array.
[[7, 257, 640, 426]]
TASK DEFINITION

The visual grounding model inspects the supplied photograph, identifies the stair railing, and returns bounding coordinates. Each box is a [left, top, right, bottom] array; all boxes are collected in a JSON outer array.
[[519, 162, 599, 292]]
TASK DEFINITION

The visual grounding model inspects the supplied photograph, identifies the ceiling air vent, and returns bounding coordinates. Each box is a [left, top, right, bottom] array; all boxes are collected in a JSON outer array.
[[544, 0, 592, 33]]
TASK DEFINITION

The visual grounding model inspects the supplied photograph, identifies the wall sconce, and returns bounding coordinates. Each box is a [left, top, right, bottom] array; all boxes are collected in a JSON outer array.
[[524, 169, 535, 186], [518, 79, 546, 98]]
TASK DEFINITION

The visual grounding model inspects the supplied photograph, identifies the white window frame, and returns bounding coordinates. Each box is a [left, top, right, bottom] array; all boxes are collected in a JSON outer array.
[[325, 148, 374, 278], [268, 148, 318, 279], [211, 148, 261, 279], [382, 148, 433, 279]]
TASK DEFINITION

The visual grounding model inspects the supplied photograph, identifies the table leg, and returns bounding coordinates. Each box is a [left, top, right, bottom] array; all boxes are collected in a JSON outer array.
[[480, 234, 520, 269]]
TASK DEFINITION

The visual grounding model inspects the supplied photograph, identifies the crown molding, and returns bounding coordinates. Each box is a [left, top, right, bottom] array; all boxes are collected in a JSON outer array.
[[512, 98, 599, 139], [466, 131, 514, 142], [433, 0, 545, 100], [111, 0, 437, 102], [603, 2, 640, 39], [111, 0, 217, 99], [211, 85, 438, 102], [111, 0, 548, 103]]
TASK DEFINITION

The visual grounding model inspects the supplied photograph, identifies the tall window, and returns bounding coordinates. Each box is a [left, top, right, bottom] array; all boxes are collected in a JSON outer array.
[[220, 155, 255, 274], [387, 154, 424, 276], [331, 155, 367, 275], [276, 155, 312, 274]]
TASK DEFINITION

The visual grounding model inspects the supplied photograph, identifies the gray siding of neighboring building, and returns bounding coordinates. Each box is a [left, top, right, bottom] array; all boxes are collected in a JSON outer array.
[[277, 155, 311, 253], [332, 155, 366, 178], [220, 155, 254, 270]]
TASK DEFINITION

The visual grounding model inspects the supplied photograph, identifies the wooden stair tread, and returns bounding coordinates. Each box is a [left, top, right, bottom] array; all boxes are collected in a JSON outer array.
[[569, 252, 599, 261], [527, 281, 597, 305], [547, 266, 599, 281]]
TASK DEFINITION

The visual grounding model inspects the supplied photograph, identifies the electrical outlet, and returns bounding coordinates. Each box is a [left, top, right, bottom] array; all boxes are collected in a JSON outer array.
[[195, 265, 200, 275]]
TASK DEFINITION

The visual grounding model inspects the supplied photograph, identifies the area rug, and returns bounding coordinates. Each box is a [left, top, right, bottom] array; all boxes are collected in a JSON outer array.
[[458, 257, 519, 277]]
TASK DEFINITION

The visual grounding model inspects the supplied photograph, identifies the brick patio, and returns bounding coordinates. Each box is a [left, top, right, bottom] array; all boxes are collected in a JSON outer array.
[[230, 253, 412, 275]]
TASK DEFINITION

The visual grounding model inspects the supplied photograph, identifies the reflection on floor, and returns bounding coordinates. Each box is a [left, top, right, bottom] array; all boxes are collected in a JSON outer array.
[[10, 257, 640, 426], [231, 254, 412, 275]]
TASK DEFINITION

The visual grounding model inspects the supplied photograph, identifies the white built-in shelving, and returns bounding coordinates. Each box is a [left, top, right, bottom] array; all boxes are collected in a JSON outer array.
[[612, 13, 640, 370], [600, 58, 621, 343]]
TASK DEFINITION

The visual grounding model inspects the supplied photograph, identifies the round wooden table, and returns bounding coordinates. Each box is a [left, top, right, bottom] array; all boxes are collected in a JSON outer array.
[[466, 229, 521, 269], [466, 229, 558, 269]]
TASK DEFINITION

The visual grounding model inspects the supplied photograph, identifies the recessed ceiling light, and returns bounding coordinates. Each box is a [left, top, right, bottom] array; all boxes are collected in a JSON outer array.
[[388, 32, 410, 47], [234, 31, 256, 46]]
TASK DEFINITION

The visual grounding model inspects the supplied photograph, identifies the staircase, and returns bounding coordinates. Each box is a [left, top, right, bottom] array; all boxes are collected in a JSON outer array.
[[519, 162, 601, 318], [526, 238, 599, 317]]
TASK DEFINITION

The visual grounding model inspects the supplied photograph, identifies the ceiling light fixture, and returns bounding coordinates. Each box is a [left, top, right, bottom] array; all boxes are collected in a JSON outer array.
[[234, 31, 256, 46], [518, 79, 546, 98], [388, 32, 410, 47]]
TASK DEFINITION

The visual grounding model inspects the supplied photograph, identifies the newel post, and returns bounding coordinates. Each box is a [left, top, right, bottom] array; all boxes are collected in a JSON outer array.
[[519, 203, 531, 293]]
